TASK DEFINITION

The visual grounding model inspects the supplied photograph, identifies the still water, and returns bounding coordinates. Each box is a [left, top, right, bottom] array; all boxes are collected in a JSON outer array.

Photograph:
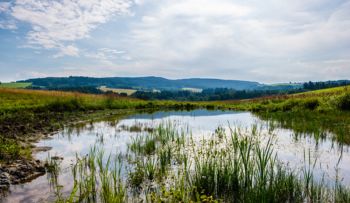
[[2, 110, 350, 203]]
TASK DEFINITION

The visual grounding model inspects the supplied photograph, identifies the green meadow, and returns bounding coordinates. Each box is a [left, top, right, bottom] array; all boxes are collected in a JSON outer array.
[[0, 82, 31, 89]]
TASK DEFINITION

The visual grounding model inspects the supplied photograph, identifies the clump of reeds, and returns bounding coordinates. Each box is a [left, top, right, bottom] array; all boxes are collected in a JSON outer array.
[[55, 148, 127, 203]]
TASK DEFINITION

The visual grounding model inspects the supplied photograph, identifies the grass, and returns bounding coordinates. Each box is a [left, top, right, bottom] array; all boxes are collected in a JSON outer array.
[[0, 88, 204, 114], [52, 122, 350, 202], [0, 137, 31, 162], [0, 82, 31, 89], [0, 88, 142, 113], [54, 148, 127, 203], [217, 85, 350, 113], [1, 84, 349, 114]]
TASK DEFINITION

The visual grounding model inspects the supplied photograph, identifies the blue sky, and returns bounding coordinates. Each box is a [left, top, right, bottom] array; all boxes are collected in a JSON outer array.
[[0, 0, 349, 83]]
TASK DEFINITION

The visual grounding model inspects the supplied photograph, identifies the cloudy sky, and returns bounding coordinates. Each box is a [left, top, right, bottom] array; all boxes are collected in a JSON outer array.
[[0, 0, 349, 83]]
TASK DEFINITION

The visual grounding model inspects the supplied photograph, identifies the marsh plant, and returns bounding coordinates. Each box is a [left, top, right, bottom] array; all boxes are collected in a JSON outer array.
[[55, 148, 127, 203], [54, 122, 350, 203]]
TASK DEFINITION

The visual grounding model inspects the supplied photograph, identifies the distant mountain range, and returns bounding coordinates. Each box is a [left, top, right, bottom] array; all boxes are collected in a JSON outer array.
[[21, 76, 270, 90]]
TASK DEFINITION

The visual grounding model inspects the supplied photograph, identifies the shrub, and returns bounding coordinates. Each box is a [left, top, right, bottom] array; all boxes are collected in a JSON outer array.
[[47, 98, 83, 112], [337, 93, 350, 110], [303, 99, 320, 110]]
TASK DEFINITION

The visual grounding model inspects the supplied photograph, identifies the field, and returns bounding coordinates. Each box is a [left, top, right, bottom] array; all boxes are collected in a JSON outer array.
[[0, 82, 31, 88], [0, 88, 207, 114], [181, 87, 203, 92], [98, 86, 137, 95], [1, 85, 348, 113]]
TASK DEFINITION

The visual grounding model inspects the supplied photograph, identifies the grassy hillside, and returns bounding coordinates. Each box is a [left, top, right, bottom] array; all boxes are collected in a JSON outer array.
[[0, 88, 202, 113], [0, 88, 141, 113], [0, 82, 31, 88], [220, 85, 350, 112]]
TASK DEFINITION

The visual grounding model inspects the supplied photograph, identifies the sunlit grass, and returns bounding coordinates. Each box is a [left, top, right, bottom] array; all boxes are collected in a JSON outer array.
[[0, 88, 204, 113], [215, 85, 350, 113], [0, 82, 31, 89]]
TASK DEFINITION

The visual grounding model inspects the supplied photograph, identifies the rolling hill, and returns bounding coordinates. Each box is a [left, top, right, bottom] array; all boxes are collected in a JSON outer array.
[[20, 76, 263, 90]]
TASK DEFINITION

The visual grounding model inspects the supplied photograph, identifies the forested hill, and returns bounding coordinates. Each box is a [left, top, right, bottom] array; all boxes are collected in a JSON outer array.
[[20, 76, 263, 90]]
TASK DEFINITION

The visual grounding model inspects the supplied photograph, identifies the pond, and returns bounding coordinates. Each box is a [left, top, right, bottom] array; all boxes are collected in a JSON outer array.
[[1, 110, 350, 202]]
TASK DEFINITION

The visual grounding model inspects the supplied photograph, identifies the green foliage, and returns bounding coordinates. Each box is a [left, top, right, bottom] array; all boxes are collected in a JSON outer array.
[[0, 137, 31, 161], [23, 76, 261, 91], [337, 92, 350, 110], [47, 98, 85, 112], [303, 98, 320, 110], [56, 149, 127, 203], [128, 164, 145, 188], [132, 88, 303, 101]]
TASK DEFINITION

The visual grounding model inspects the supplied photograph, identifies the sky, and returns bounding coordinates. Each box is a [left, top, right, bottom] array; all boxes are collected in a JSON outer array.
[[0, 0, 349, 83]]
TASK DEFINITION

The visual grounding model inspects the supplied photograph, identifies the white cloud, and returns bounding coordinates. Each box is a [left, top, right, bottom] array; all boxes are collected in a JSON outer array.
[[119, 0, 350, 82], [0, 2, 16, 30], [0, 2, 11, 13], [1, 0, 350, 82], [85, 48, 128, 65], [7, 0, 133, 57], [53, 45, 80, 58], [0, 20, 17, 30], [158, 0, 252, 18]]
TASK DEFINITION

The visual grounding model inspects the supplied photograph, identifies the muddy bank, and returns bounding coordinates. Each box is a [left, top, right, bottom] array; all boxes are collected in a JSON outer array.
[[0, 159, 45, 191], [0, 109, 136, 194]]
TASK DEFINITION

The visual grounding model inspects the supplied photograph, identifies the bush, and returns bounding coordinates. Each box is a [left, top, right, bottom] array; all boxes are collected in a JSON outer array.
[[303, 99, 320, 110], [337, 93, 350, 110], [47, 98, 84, 112]]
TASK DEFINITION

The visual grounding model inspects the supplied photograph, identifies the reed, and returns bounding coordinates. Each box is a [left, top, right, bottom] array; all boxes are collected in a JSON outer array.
[[55, 148, 127, 203]]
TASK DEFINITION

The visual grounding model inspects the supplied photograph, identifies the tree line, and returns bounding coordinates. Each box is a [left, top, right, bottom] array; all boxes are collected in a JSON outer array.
[[24, 80, 349, 101]]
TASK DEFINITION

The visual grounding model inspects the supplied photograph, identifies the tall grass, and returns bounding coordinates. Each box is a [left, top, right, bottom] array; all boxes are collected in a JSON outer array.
[[55, 148, 127, 203], [0, 88, 204, 114], [216, 85, 350, 113]]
